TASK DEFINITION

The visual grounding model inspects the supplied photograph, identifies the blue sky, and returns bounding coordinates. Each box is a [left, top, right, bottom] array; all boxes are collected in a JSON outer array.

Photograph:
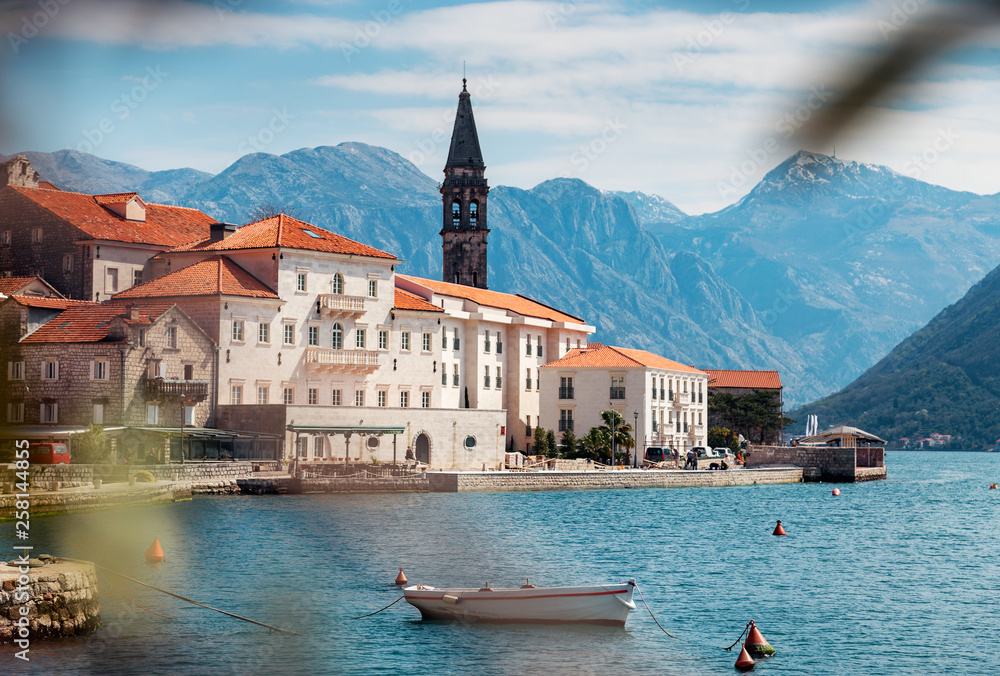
[[1, 0, 998, 213]]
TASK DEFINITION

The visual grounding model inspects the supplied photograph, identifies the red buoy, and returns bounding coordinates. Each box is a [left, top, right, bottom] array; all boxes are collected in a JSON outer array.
[[772, 520, 786, 536], [394, 567, 408, 586], [745, 620, 775, 657], [990, 483, 997, 490], [144, 537, 164, 563], [832, 488, 841, 496], [735, 644, 755, 671]]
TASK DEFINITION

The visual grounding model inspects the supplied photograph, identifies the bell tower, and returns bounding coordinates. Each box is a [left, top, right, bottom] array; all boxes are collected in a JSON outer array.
[[441, 79, 490, 289]]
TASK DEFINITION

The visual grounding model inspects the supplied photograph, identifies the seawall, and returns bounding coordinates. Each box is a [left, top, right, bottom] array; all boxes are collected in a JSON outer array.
[[746, 445, 887, 482], [0, 558, 101, 642]]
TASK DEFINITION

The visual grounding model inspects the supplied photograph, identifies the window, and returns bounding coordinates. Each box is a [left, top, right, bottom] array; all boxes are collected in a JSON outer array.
[[401, 331, 411, 351], [91, 403, 104, 425], [167, 325, 177, 348], [566, 337, 570, 352], [559, 376, 574, 399], [484, 365, 491, 389], [257, 386, 269, 405], [283, 388, 295, 405], [133, 269, 143, 286], [332, 272, 344, 295], [652, 379, 658, 400], [332, 323, 343, 350], [368, 279, 377, 298], [453, 364, 459, 387], [231, 385, 243, 405], [314, 436, 324, 458], [536, 335, 543, 357], [356, 328, 366, 349], [232, 319, 245, 342], [42, 359, 59, 381], [63, 254, 73, 272], [526, 335, 532, 356], [331, 389, 342, 406], [610, 375, 626, 399], [308, 388, 318, 405], [41, 402, 58, 424], [421, 391, 430, 408], [496, 334, 503, 354], [451, 199, 461, 227], [106, 267, 118, 293], [526, 368, 532, 390], [400, 391, 409, 408], [297, 272, 307, 292], [8, 402, 24, 423], [308, 325, 319, 346], [442, 332, 449, 350], [660, 377, 665, 401], [147, 360, 161, 379], [91, 359, 108, 381], [183, 364, 193, 381], [355, 390, 365, 407], [453, 328, 460, 350], [0, 230, 9, 245], [259, 322, 270, 344], [146, 403, 159, 425], [484, 330, 491, 353], [379, 330, 388, 350], [31, 227, 42, 244], [8, 361, 24, 381], [525, 415, 532, 437], [442, 363, 448, 386], [284, 324, 295, 346], [138, 329, 146, 347], [559, 409, 574, 432], [496, 366, 502, 389], [422, 332, 431, 352], [469, 200, 478, 226], [377, 390, 387, 407]]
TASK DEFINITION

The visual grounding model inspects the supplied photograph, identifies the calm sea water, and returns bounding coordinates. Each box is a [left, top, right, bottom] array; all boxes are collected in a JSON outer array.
[[6, 451, 1000, 675]]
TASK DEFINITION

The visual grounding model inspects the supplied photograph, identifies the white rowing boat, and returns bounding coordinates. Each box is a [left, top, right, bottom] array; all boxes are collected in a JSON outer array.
[[402, 579, 637, 626]]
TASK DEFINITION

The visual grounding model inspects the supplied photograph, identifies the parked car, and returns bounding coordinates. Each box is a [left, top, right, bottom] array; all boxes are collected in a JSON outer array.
[[712, 447, 735, 462], [644, 447, 670, 463], [28, 442, 71, 465]]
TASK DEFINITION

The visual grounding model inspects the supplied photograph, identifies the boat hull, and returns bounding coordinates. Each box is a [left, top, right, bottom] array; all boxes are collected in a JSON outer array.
[[403, 582, 636, 626]]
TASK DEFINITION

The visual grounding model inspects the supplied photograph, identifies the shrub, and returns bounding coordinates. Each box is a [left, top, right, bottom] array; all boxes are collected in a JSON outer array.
[[133, 470, 156, 483]]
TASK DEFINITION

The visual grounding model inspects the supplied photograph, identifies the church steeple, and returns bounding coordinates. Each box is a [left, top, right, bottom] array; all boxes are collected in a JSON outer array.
[[441, 79, 490, 289]]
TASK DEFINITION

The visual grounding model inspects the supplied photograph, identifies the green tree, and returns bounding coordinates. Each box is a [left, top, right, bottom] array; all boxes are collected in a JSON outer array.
[[546, 429, 557, 456], [598, 410, 634, 463], [73, 425, 111, 464], [579, 427, 609, 460], [532, 426, 550, 455], [559, 428, 578, 458]]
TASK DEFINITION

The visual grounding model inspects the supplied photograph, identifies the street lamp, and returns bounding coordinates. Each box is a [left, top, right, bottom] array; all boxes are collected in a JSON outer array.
[[609, 402, 616, 467], [179, 393, 186, 464], [633, 410, 639, 468]]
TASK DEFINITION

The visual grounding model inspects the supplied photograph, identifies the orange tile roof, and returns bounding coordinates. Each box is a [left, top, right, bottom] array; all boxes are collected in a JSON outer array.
[[704, 369, 782, 390], [168, 214, 397, 260], [21, 301, 172, 343], [37, 181, 60, 191], [6, 295, 94, 310], [93, 192, 141, 205], [397, 275, 585, 324], [0, 276, 43, 295], [394, 287, 443, 313], [10, 186, 215, 247], [542, 344, 705, 373], [112, 256, 279, 300]]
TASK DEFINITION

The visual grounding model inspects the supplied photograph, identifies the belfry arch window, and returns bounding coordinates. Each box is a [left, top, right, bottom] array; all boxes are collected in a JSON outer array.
[[469, 201, 479, 227], [451, 200, 462, 228], [472, 271, 478, 287], [332, 272, 344, 295], [331, 323, 343, 350]]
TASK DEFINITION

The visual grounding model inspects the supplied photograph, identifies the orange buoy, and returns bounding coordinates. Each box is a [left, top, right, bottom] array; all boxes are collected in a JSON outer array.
[[735, 643, 755, 671], [991, 483, 997, 490], [772, 520, 786, 536], [394, 567, 408, 586], [745, 620, 775, 657], [832, 488, 841, 496], [144, 537, 164, 563]]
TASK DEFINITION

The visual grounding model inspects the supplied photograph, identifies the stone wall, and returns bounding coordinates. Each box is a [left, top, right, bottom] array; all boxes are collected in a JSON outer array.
[[0, 482, 191, 518], [0, 464, 94, 490], [746, 445, 886, 482], [294, 476, 429, 493], [0, 558, 101, 642], [125, 461, 255, 483], [427, 467, 804, 492]]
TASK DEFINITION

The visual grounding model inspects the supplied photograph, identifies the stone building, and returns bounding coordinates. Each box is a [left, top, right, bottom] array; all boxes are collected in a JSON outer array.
[[0, 155, 216, 300], [539, 344, 709, 460], [704, 369, 784, 445]]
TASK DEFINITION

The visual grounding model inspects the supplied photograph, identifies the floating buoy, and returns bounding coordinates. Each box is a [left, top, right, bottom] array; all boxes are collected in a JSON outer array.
[[772, 520, 786, 536], [990, 483, 997, 490], [735, 644, 756, 671], [832, 488, 841, 496], [144, 537, 164, 563], [745, 620, 775, 657], [394, 567, 408, 586]]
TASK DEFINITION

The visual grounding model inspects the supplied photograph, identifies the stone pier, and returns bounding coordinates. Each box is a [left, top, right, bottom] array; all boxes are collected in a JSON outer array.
[[0, 557, 101, 642]]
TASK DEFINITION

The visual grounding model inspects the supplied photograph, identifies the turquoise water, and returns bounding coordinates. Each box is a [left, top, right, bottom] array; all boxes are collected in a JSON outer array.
[[7, 452, 1000, 675]]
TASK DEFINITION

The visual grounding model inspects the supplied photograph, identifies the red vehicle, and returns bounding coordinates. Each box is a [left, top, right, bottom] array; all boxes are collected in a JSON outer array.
[[28, 442, 71, 465]]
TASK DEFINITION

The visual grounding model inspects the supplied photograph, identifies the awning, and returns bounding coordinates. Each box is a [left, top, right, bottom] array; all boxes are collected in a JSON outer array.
[[287, 425, 405, 435], [0, 426, 126, 439], [127, 426, 282, 440]]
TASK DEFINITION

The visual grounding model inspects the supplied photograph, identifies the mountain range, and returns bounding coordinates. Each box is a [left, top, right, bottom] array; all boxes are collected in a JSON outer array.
[[10, 145, 1000, 409]]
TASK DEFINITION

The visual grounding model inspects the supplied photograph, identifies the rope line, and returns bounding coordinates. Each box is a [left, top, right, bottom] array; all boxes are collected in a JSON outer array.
[[108, 580, 175, 619], [350, 595, 405, 620], [723, 621, 753, 651], [58, 557, 303, 636], [634, 584, 680, 639]]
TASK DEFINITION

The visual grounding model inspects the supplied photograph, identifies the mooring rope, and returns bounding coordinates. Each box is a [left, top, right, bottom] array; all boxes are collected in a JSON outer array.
[[108, 580, 175, 619], [350, 595, 405, 620], [723, 620, 753, 651], [634, 583, 680, 639], [57, 557, 303, 636]]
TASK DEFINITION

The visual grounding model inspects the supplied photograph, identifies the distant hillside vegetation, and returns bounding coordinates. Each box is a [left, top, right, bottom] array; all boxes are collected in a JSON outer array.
[[791, 262, 1000, 448]]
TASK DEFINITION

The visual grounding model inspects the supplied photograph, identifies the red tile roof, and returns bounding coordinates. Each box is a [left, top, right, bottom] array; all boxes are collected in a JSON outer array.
[[112, 256, 279, 300], [6, 295, 94, 310], [21, 302, 173, 343], [397, 275, 585, 324], [37, 181, 60, 191], [0, 276, 44, 295], [704, 369, 782, 390], [394, 287, 443, 313], [93, 192, 141, 206], [542, 344, 705, 373], [168, 214, 397, 260], [9, 186, 216, 247]]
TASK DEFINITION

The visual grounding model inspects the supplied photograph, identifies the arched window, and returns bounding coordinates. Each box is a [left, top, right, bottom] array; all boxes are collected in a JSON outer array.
[[332, 272, 344, 295], [454, 272, 460, 284], [472, 271, 478, 287], [451, 200, 461, 228], [331, 323, 343, 350], [469, 201, 478, 227]]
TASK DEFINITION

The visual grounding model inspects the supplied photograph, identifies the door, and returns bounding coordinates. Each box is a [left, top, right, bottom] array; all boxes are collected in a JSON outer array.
[[415, 433, 430, 464]]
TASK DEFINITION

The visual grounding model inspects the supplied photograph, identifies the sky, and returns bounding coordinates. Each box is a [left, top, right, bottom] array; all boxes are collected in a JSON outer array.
[[1, 0, 999, 214]]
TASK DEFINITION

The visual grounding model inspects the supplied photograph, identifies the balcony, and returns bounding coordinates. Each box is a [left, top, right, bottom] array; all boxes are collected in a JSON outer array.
[[145, 378, 209, 401], [688, 424, 705, 438], [673, 392, 691, 406], [610, 387, 626, 400], [304, 348, 379, 373], [318, 294, 366, 316], [559, 387, 575, 400], [496, 376, 502, 389]]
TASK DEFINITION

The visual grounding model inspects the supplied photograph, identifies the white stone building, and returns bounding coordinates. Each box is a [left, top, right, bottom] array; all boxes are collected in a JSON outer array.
[[538, 344, 709, 461]]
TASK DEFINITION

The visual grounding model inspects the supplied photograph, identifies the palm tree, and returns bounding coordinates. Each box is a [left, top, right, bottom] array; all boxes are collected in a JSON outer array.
[[599, 410, 634, 464]]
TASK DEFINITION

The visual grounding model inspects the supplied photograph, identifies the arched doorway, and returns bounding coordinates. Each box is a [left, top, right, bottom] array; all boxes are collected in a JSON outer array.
[[415, 433, 430, 464]]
